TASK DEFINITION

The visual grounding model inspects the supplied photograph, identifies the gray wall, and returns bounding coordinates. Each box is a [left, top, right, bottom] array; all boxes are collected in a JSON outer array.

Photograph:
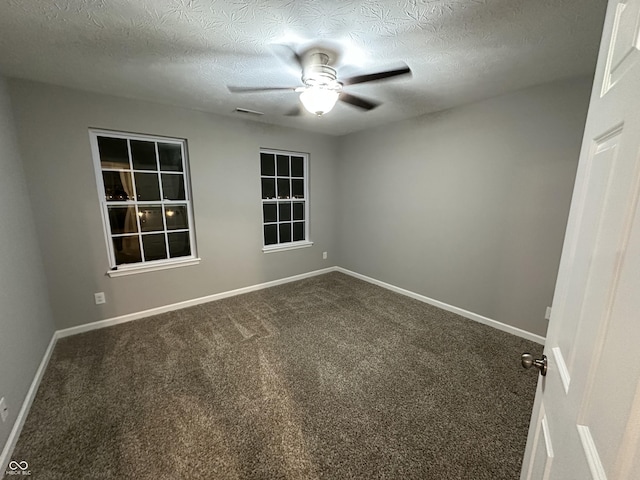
[[0, 76, 55, 454], [336, 77, 592, 337], [9, 80, 339, 330], [7, 76, 590, 338]]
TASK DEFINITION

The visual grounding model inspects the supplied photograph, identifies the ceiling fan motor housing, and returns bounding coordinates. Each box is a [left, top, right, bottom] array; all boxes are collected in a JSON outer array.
[[302, 52, 342, 92]]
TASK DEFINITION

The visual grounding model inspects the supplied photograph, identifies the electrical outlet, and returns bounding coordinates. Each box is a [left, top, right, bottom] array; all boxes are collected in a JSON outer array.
[[322, 251, 328, 260], [545, 306, 552, 320], [0, 397, 8, 423], [94, 292, 106, 305]]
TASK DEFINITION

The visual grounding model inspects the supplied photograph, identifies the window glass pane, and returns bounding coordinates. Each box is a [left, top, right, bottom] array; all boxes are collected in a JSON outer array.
[[98, 137, 129, 169], [161, 174, 185, 200], [130, 140, 157, 171], [277, 155, 289, 176], [293, 222, 305, 241], [103, 171, 134, 201], [112, 235, 141, 265], [263, 203, 277, 223], [292, 179, 304, 199], [168, 232, 191, 258], [264, 224, 277, 245], [138, 206, 164, 232], [134, 172, 161, 200], [291, 156, 304, 177], [260, 153, 275, 176], [277, 178, 290, 199], [165, 205, 188, 230], [262, 178, 275, 199], [279, 202, 291, 221], [108, 206, 138, 234], [293, 202, 304, 221], [158, 143, 183, 172], [142, 233, 167, 261], [279, 223, 292, 243]]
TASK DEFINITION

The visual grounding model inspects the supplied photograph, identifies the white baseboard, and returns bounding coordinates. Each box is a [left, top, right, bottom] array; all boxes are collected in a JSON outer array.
[[336, 267, 546, 345], [57, 265, 544, 344], [0, 332, 58, 474], [56, 267, 338, 338]]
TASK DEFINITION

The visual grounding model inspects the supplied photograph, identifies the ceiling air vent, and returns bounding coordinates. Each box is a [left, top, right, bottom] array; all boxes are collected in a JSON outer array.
[[235, 108, 264, 116]]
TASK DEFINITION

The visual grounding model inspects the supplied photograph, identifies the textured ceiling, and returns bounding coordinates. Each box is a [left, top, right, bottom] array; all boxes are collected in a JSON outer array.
[[0, 0, 607, 135]]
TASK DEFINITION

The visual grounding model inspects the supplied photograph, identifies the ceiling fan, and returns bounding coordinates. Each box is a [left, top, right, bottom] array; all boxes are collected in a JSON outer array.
[[227, 47, 412, 116]]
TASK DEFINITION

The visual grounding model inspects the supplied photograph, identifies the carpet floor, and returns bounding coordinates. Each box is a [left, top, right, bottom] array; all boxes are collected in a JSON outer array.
[[6, 272, 542, 479]]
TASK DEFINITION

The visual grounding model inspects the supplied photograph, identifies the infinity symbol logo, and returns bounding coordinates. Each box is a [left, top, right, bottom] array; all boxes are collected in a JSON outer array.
[[8, 460, 28, 471]]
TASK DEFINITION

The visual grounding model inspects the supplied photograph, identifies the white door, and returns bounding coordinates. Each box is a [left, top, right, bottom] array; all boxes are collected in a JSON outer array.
[[520, 1, 640, 479]]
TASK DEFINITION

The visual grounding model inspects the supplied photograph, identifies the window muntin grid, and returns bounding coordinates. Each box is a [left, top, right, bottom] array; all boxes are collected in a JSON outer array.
[[260, 150, 309, 248], [91, 130, 196, 269]]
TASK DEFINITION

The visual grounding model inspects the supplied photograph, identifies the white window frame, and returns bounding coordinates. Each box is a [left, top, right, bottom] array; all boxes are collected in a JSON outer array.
[[260, 148, 313, 253], [89, 129, 199, 277]]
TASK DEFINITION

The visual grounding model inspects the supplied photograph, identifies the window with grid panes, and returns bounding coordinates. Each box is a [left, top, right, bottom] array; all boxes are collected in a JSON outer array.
[[90, 130, 197, 272], [260, 149, 310, 251]]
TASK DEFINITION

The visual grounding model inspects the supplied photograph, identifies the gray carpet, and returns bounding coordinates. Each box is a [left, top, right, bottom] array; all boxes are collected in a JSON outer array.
[[6, 272, 542, 479]]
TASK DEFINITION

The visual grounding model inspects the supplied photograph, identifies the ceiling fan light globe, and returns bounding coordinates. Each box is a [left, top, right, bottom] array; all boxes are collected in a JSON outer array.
[[300, 88, 339, 116]]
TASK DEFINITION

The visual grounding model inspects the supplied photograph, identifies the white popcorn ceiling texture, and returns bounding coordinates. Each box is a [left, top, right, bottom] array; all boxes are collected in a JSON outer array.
[[0, 0, 607, 135]]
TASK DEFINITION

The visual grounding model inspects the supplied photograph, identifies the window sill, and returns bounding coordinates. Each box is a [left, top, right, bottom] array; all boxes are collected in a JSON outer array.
[[262, 241, 314, 254], [107, 258, 201, 277]]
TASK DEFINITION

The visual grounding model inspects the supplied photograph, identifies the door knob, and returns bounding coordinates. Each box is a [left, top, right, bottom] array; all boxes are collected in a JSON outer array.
[[521, 353, 547, 376]]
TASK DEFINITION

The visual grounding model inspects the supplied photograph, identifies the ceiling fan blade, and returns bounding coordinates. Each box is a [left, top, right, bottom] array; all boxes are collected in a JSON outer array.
[[340, 64, 412, 86], [228, 86, 298, 93], [270, 44, 304, 70], [339, 92, 380, 111], [285, 105, 303, 116]]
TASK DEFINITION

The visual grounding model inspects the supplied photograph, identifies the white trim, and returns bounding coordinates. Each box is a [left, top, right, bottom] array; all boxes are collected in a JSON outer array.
[[107, 257, 201, 277], [600, 2, 626, 95], [552, 346, 571, 394], [57, 267, 337, 338], [89, 129, 186, 144], [62, 266, 545, 343], [335, 267, 546, 344], [262, 241, 313, 253], [541, 414, 555, 479], [259, 149, 310, 248], [89, 129, 197, 272], [0, 333, 58, 474], [541, 415, 554, 459], [577, 425, 608, 480]]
